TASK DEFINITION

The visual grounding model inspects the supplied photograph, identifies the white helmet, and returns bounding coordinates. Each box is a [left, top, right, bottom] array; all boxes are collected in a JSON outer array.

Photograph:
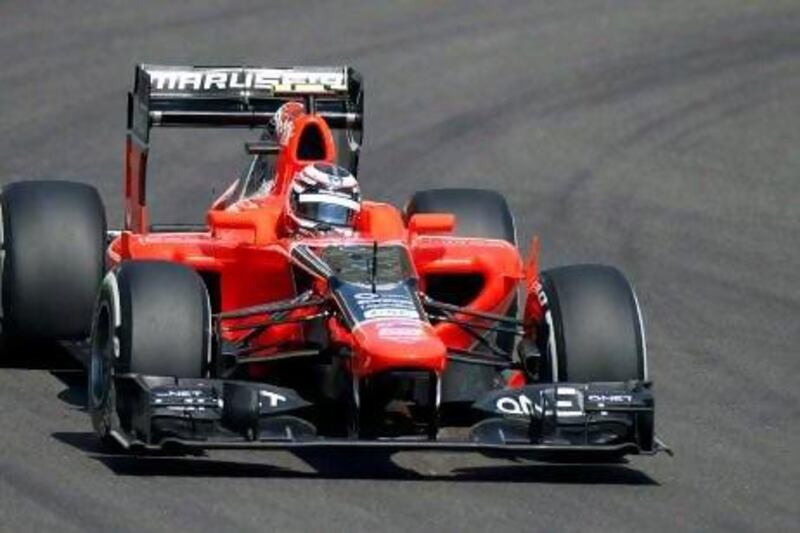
[[288, 162, 361, 231]]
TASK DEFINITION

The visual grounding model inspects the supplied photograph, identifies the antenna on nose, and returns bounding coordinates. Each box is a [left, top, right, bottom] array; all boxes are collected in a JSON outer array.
[[371, 240, 378, 293]]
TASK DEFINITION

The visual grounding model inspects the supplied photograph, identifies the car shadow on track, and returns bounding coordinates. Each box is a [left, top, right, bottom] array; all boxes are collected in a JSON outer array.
[[9, 338, 658, 486], [0, 337, 88, 410], [0, 337, 81, 370], [51, 431, 659, 485]]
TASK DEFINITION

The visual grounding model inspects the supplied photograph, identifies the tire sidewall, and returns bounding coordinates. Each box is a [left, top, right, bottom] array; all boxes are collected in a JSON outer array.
[[88, 273, 121, 440], [88, 263, 211, 442], [539, 265, 645, 383]]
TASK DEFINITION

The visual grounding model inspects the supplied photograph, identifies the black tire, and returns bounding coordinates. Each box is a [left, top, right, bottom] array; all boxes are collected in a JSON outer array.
[[0, 180, 106, 339], [538, 264, 646, 383], [406, 188, 517, 405], [89, 261, 211, 443], [405, 188, 516, 242]]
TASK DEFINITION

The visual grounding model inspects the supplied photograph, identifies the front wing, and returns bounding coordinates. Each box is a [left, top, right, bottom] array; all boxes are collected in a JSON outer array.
[[109, 375, 669, 459]]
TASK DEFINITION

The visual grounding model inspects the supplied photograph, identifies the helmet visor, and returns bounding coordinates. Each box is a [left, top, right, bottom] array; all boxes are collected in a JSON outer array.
[[295, 200, 356, 227]]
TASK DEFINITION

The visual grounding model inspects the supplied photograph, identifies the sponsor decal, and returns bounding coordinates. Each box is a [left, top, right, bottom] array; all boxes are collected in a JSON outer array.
[[496, 394, 537, 416], [152, 388, 216, 412], [375, 320, 427, 343], [364, 308, 419, 319], [495, 387, 584, 418], [273, 101, 304, 145], [153, 388, 207, 400], [414, 236, 511, 248], [278, 121, 294, 146], [534, 279, 547, 306], [148, 68, 347, 95], [348, 290, 421, 322], [259, 389, 287, 408], [586, 394, 633, 404]]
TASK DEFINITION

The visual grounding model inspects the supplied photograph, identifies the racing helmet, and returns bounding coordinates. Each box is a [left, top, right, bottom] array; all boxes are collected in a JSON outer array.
[[288, 162, 361, 231]]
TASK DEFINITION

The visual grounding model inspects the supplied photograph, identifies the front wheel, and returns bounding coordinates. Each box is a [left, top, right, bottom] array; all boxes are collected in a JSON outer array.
[[537, 264, 652, 451], [89, 261, 211, 444], [537, 264, 646, 383]]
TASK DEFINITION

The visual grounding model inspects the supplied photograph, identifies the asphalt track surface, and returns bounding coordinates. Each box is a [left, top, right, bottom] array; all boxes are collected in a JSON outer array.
[[1, 1, 798, 531]]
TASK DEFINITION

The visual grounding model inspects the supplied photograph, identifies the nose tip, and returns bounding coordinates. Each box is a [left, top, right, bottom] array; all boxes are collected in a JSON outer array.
[[351, 320, 447, 376]]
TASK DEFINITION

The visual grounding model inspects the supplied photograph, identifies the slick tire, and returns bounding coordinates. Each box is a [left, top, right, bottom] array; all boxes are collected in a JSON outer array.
[[538, 264, 646, 382], [0, 180, 106, 339], [89, 261, 211, 444], [537, 264, 653, 450], [405, 188, 517, 405]]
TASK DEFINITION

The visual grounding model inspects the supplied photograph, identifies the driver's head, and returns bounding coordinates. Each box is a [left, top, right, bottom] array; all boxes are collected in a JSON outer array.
[[288, 162, 361, 233]]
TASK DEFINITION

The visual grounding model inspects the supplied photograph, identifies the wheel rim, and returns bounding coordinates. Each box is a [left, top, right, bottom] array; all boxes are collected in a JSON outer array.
[[0, 203, 5, 322], [89, 302, 114, 408]]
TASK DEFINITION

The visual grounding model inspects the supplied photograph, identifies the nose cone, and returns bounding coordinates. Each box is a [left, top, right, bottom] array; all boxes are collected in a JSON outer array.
[[351, 319, 447, 376]]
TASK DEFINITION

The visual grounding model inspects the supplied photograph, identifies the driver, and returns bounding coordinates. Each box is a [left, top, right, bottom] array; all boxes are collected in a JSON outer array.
[[286, 162, 361, 235]]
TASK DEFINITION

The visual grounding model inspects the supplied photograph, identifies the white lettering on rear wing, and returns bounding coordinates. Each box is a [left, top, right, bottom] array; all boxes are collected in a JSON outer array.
[[145, 67, 348, 96]]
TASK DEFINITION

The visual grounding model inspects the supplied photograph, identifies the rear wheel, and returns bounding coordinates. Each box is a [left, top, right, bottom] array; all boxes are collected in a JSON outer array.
[[406, 188, 517, 406], [89, 261, 211, 444], [0, 180, 106, 340]]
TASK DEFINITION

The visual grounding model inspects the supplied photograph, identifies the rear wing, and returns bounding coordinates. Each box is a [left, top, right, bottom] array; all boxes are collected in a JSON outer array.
[[124, 64, 363, 233], [128, 64, 363, 142]]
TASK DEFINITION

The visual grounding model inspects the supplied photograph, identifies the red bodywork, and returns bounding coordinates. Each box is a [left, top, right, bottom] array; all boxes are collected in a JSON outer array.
[[112, 110, 528, 379]]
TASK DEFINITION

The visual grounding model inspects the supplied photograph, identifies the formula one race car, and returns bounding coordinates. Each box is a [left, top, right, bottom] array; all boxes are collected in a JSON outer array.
[[0, 65, 668, 460]]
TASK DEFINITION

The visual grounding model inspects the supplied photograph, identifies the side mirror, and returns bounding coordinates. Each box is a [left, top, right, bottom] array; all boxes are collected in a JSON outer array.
[[407, 213, 455, 236]]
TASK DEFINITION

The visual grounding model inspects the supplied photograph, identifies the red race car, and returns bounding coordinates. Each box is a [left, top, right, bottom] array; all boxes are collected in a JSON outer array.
[[0, 65, 668, 459]]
